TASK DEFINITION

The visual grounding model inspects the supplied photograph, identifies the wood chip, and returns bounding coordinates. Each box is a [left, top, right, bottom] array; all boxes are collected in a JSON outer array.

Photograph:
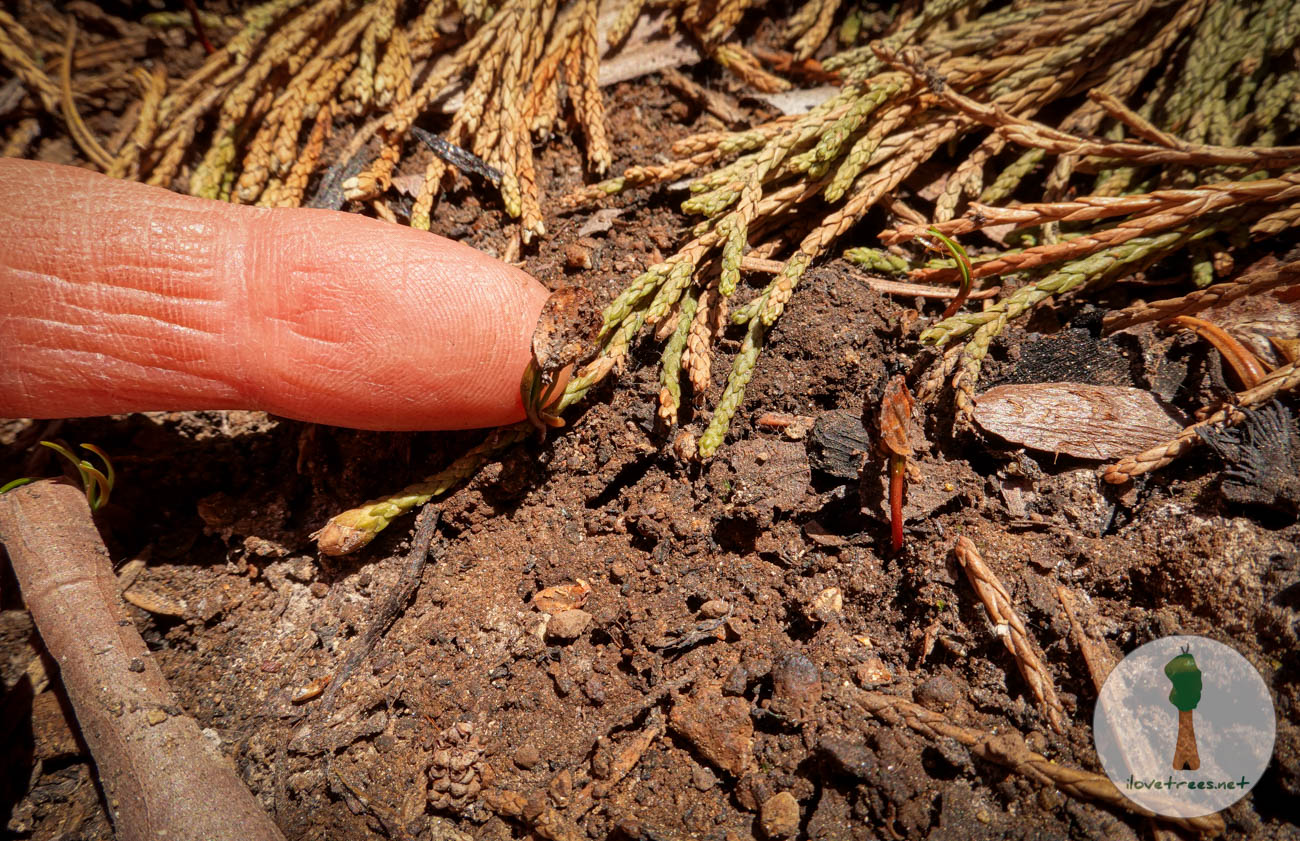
[[753, 85, 838, 115], [577, 206, 624, 237], [122, 585, 187, 617], [973, 383, 1181, 460], [532, 579, 592, 613]]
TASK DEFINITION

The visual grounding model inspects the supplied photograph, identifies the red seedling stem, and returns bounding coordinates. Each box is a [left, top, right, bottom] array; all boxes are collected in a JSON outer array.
[[890, 454, 906, 551]]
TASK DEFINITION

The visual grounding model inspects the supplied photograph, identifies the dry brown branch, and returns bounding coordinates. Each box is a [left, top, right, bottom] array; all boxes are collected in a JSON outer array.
[[0, 481, 287, 841], [916, 343, 965, 403], [953, 536, 1065, 733], [889, 173, 1300, 244], [844, 686, 1225, 837], [271, 101, 332, 207], [2, 117, 40, 158], [883, 45, 1300, 169], [1087, 89, 1185, 149], [1055, 587, 1117, 694], [410, 154, 448, 231], [608, 0, 646, 47], [342, 7, 510, 201], [575, 0, 610, 173], [915, 221, 1219, 286], [1102, 259, 1300, 331], [1251, 202, 1300, 236], [711, 42, 792, 93], [684, 280, 724, 398], [107, 65, 167, 180], [58, 21, 113, 171], [1103, 359, 1300, 482], [1060, 0, 1206, 141], [935, 133, 1004, 223], [791, 0, 841, 60], [0, 10, 59, 112]]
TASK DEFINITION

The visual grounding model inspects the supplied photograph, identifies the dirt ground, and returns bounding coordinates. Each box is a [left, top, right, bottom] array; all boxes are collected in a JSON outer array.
[[3, 38, 1300, 841]]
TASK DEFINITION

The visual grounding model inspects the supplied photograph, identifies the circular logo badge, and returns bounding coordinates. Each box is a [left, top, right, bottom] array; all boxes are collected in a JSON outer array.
[[1094, 635, 1276, 818]]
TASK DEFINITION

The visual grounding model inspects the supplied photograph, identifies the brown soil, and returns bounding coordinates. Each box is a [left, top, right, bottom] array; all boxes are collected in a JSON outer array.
[[3, 49, 1299, 841]]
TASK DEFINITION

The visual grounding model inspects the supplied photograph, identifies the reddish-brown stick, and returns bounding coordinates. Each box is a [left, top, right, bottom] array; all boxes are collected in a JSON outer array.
[[0, 480, 286, 841]]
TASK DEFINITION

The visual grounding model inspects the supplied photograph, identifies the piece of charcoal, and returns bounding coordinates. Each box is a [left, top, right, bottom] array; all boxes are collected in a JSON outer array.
[[985, 328, 1133, 389], [412, 126, 503, 187], [807, 409, 872, 481], [1197, 400, 1300, 513], [307, 145, 372, 210]]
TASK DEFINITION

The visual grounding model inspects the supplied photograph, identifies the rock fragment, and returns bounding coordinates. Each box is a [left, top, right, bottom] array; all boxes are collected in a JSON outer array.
[[544, 609, 592, 643], [771, 652, 822, 718], [760, 791, 800, 839], [669, 688, 753, 776]]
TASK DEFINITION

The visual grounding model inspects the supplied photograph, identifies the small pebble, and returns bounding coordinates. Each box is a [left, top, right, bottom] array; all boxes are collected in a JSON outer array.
[[914, 675, 961, 711], [722, 665, 749, 696], [583, 677, 607, 706], [691, 764, 717, 791], [127, 658, 145, 673], [668, 692, 753, 777], [545, 609, 592, 643], [513, 744, 541, 770], [564, 242, 592, 270], [818, 738, 876, 781], [699, 599, 730, 619], [853, 656, 893, 687], [286, 557, 316, 582], [808, 587, 843, 623], [771, 652, 822, 715], [760, 791, 800, 839], [309, 582, 329, 598]]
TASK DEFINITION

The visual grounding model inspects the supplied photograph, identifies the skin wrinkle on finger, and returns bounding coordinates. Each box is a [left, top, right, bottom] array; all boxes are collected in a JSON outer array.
[[4, 292, 242, 413], [240, 211, 542, 427], [13, 344, 235, 414], [2, 163, 248, 413], [0, 159, 549, 429]]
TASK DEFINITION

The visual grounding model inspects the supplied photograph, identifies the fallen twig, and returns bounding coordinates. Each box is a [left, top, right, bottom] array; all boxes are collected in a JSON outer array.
[[570, 707, 665, 818], [844, 686, 1225, 837], [883, 46, 1300, 170], [318, 505, 441, 714], [886, 174, 1300, 246], [1055, 586, 1117, 694], [1103, 359, 1300, 482], [0, 480, 285, 841], [953, 536, 1065, 733], [1102, 259, 1300, 331]]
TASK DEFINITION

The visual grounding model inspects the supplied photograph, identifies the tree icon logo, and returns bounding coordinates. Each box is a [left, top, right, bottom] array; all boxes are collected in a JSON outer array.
[[1095, 635, 1275, 818], [1165, 646, 1202, 771]]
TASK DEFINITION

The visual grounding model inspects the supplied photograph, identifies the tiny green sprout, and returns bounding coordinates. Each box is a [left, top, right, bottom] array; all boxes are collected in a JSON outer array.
[[38, 441, 116, 511], [921, 226, 974, 320], [1164, 645, 1202, 712], [0, 477, 38, 495]]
